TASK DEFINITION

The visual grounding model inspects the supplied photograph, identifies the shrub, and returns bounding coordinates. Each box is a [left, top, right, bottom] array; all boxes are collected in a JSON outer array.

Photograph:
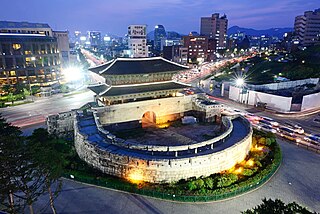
[[204, 177, 214, 189], [217, 174, 238, 188], [243, 169, 255, 176], [266, 138, 273, 146], [258, 137, 266, 145], [187, 181, 197, 191], [195, 179, 205, 189]]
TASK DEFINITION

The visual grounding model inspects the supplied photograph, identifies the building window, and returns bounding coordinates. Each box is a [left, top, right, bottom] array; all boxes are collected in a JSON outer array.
[[12, 44, 21, 50], [10, 70, 16, 76]]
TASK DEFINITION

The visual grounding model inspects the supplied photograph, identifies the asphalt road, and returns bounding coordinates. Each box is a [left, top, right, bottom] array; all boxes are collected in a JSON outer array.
[[0, 90, 94, 133], [32, 138, 320, 213]]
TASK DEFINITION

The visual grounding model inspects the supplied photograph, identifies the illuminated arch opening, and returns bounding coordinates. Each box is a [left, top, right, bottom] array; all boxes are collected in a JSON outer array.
[[142, 111, 156, 128]]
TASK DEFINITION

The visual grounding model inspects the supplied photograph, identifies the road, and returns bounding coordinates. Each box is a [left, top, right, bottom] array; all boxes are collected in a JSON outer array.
[[32, 138, 320, 213], [0, 90, 94, 133]]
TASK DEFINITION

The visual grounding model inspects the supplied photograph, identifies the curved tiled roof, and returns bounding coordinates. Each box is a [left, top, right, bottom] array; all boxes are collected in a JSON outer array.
[[88, 57, 189, 75], [100, 81, 190, 97]]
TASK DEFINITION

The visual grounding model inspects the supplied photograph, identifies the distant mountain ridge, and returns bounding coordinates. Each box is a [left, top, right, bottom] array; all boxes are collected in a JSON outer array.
[[147, 30, 184, 40], [228, 26, 293, 38]]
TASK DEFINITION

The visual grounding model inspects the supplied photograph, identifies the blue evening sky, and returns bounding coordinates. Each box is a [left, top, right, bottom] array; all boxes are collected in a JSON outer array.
[[1, 0, 319, 36]]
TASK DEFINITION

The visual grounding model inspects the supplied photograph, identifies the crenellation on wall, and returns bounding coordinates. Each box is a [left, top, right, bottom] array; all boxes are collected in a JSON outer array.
[[74, 113, 252, 183]]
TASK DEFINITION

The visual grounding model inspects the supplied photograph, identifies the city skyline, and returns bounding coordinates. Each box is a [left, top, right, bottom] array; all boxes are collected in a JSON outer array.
[[1, 0, 319, 36]]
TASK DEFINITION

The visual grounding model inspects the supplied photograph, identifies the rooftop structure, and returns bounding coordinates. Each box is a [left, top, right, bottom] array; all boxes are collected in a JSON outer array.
[[0, 21, 52, 36]]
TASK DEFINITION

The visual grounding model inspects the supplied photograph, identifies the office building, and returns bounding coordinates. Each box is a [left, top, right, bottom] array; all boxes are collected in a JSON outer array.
[[0, 33, 61, 86], [154, 25, 166, 51], [0, 21, 70, 65], [200, 13, 228, 50], [183, 33, 208, 64], [128, 25, 148, 58], [294, 8, 320, 46], [53, 31, 70, 65]]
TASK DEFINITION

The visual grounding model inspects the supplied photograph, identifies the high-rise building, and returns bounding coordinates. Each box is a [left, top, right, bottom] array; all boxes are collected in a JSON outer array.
[[88, 31, 101, 48], [154, 25, 166, 51], [183, 33, 208, 64], [200, 13, 228, 50], [294, 8, 320, 46], [128, 25, 148, 58], [53, 31, 70, 65]]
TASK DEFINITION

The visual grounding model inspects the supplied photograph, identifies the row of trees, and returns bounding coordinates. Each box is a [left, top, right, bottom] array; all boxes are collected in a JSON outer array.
[[0, 114, 72, 213]]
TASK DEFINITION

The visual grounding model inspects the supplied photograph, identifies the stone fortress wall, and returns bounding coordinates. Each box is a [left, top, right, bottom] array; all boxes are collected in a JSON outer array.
[[74, 93, 252, 182]]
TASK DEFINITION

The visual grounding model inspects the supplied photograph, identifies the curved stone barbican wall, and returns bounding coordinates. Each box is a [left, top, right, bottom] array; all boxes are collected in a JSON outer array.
[[74, 115, 252, 183]]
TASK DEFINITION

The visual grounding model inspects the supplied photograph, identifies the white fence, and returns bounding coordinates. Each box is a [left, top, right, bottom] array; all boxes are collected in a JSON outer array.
[[301, 91, 320, 111], [229, 85, 293, 112], [247, 78, 319, 91]]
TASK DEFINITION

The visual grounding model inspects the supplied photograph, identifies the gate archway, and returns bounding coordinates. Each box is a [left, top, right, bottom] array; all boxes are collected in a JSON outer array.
[[141, 111, 156, 128]]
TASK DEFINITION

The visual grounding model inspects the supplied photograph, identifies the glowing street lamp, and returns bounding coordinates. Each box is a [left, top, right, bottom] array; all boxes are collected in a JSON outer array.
[[62, 66, 83, 83], [236, 78, 245, 87]]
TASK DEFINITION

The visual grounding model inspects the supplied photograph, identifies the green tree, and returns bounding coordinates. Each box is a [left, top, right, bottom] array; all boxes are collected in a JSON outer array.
[[242, 198, 315, 214], [23, 88, 30, 96], [0, 114, 25, 213], [1, 85, 13, 94], [7, 93, 16, 104], [27, 128, 71, 214]]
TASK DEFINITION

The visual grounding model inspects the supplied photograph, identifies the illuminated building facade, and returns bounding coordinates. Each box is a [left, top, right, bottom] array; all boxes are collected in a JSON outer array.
[[200, 13, 228, 50], [0, 33, 61, 86], [183, 34, 208, 64]]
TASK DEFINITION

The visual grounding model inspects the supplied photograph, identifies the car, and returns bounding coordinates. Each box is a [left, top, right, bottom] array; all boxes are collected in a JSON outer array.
[[279, 127, 295, 136], [260, 125, 277, 133], [304, 136, 320, 144], [245, 113, 261, 121], [283, 122, 304, 134], [261, 116, 279, 126]]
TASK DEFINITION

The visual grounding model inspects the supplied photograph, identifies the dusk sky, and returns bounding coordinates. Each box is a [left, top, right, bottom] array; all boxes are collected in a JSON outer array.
[[1, 0, 320, 36]]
